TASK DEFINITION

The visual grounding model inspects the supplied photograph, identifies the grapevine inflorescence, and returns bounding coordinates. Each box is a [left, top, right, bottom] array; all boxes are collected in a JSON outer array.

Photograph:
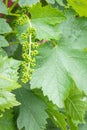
[[16, 14, 39, 83]]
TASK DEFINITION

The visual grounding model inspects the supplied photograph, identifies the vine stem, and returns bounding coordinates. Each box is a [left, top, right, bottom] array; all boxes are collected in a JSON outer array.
[[5, 0, 8, 7], [8, 0, 18, 13], [8, 13, 20, 17], [28, 19, 32, 56], [28, 19, 32, 73]]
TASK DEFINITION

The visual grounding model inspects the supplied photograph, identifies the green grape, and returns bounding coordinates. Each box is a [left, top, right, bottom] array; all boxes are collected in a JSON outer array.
[[30, 69, 34, 74], [32, 42, 39, 49], [21, 33, 28, 40], [30, 63, 36, 67], [31, 50, 38, 56], [28, 27, 36, 35]]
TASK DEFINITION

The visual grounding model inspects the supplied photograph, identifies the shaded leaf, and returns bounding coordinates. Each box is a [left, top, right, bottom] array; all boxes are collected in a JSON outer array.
[[56, 0, 64, 5], [0, 19, 12, 34], [0, 110, 16, 130], [16, 87, 48, 130], [46, 0, 64, 5], [0, 0, 8, 14], [47, 107, 67, 130], [46, 119, 60, 130], [0, 48, 7, 57], [0, 35, 9, 47]]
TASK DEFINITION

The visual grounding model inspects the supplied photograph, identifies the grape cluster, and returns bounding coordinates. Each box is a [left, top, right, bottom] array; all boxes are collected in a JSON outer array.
[[16, 14, 39, 83], [21, 37, 39, 83]]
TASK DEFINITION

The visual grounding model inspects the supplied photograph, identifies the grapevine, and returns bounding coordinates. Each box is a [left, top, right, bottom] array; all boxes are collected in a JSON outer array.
[[0, 0, 87, 130]]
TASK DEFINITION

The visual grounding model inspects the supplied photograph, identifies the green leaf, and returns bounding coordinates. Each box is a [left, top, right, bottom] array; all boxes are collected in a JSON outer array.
[[56, 0, 64, 5], [29, 3, 65, 40], [79, 113, 87, 130], [0, 0, 8, 14], [31, 43, 73, 107], [0, 35, 9, 47], [16, 87, 48, 130], [18, 0, 40, 6], [0, 56, 21, 90], [64, 85, 87, 123], [31, 10, 87, 107], [46, 119, 60, 130], [58, 9, 87, 49], [45, 0, 55, 4], [0, 48, 7, 57], [15, 4, 65, 41], [0, 110, 16, 130], [46, 0, 64, 6], [0, 56, 21, 112], [79, 124, 87, 130], [47, 107, 67, 130], [67, 0, 87, 17], [67, 116, 78, 130], [0, 19, 12, 34]]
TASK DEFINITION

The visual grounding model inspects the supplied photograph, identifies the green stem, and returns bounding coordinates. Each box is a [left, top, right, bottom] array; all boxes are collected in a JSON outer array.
[[8, 0, 18, 13], [8, 13, 20, 17], [5, 0, 8, 7], [28, 19, 32, 72]]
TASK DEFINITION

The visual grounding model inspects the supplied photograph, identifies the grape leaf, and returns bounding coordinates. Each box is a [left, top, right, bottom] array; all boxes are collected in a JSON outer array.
[[79, 124, 87, 130], [56, 0, 64, 5], [64, 85, 87, 123], [67, 116, 78, 130], [15, 4, 65, 41], [45, 0, 55, 4], [31, 43, 73, 107], [79, 113, 87, 130], [0, 48, 7, 57], [0, 56, 21, 112], [29, 3, 65, 40], [16, 87, 48, 130], [46, 119, 60, 130], [0, 35, 9, 47], [0, 110, 16, 130], [47, 107, 67, 130], [31, 41, 87, 107], [0, 19, 12, 34], [0, 0, 8, 14], [67, 0, 87, 17], [18, 0, 40, 6], [46, 0, 64, 5], [58, 9, 87, 49], [31, 10, 87, 107]]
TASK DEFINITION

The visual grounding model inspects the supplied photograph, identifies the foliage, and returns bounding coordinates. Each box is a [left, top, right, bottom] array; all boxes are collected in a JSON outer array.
[[0, 0, 87, 130]]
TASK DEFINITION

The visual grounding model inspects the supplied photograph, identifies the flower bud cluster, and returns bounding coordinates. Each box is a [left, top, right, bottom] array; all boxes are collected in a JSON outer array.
[[21, 26, 38, 83], [15, 13, 39, 83]]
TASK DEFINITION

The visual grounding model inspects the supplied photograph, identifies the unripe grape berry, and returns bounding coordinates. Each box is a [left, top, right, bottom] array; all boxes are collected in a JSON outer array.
[[31, 50, 38, 56], [21, 33, 28, 40], [32, 42, 39, 49]]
